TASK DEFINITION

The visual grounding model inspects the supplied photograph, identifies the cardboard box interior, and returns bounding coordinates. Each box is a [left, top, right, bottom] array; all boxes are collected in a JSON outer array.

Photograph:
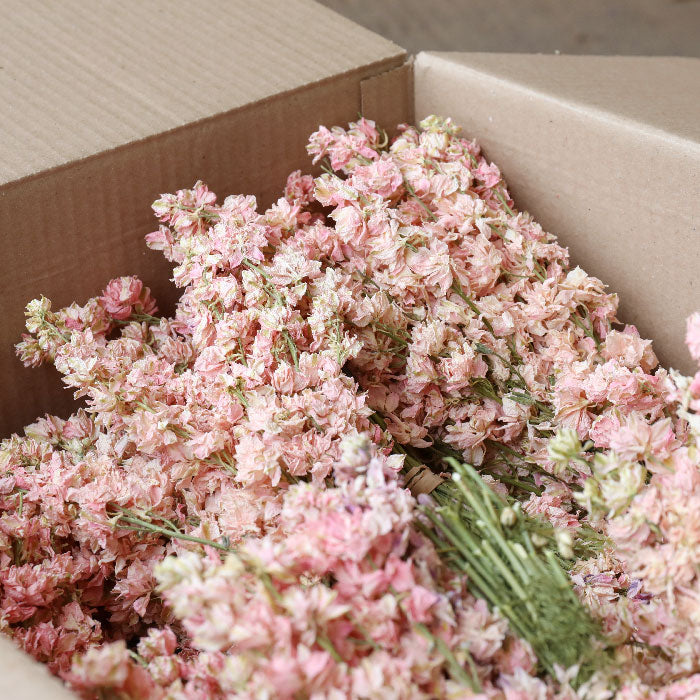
[[0, 1, 698, 694]]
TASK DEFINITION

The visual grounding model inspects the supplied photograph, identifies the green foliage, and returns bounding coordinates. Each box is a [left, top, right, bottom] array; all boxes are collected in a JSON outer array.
[[418, 457, 604, 685]]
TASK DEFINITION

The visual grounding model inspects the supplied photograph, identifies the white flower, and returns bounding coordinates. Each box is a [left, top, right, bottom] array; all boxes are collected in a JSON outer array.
[[548, 428, 583, 473], [154, 552, 203, 591]]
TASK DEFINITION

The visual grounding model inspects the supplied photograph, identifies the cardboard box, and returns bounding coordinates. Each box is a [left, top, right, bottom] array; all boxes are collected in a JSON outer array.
[[0, 0, 698, 694]]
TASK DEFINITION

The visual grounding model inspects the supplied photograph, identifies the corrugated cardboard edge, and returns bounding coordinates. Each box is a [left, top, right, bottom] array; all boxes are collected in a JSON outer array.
[[414, 51, 700, 375], [3, 55, 407, 197], [361, 59, 415, 133]]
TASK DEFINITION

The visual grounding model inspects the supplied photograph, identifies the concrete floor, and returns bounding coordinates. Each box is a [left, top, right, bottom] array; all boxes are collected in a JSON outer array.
[[318, 0, 700, 57]]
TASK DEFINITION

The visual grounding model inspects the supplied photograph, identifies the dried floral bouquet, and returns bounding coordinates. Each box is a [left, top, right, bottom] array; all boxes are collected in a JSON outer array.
[[2, 116, 700, 699]]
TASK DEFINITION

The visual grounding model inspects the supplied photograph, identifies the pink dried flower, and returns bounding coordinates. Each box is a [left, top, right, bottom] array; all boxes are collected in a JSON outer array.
[[686, 312, 700, 363], [100, 276, 157, 321]]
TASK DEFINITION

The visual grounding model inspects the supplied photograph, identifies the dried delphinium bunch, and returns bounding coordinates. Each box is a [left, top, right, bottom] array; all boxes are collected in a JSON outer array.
[[3, 174, 566, 698], [2, 115, 699, 699]]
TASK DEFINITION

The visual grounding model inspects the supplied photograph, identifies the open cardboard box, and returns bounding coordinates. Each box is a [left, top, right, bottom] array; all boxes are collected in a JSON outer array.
[[1, 0, 698, 695]]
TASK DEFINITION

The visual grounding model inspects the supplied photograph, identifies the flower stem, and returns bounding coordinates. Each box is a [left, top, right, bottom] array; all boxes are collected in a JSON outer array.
[[414, 623, 481, 692], [111, 507, 230, 551]]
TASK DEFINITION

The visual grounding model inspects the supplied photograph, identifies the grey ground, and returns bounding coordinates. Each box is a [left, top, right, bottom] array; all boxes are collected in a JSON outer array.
[[318, 0, 700, 57]]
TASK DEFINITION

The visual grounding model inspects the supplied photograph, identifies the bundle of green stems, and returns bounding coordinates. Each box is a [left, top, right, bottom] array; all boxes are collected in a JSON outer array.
[[415, 456, 604, 684]]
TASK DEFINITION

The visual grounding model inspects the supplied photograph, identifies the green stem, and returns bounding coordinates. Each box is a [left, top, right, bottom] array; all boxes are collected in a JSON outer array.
[[450, 281, 496, 336], [403, 178, 438, 221], [231, 385, 249, 408], [113, 510, 230, 551], [242, 259, 285, 306], [494, 190, 515, 217], [237, 337, 248, 367], [316, 634, 344, 664], [414, 623, 481, 692], [373, 322, 409, 347], [281, 329, 300, 369]]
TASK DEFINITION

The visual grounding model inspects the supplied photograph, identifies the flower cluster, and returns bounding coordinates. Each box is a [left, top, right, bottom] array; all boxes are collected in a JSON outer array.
[[2, 115, 699, 699]]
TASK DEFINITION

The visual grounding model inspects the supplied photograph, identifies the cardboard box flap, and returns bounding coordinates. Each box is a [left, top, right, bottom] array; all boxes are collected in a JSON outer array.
[[415, 52, 700, 373], [0, 0, 405, 185], [417, 53, 700, 144]]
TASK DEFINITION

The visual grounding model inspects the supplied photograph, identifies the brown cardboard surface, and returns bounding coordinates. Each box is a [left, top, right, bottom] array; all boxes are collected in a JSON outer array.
[[0, 0, 404, 183], [0, 636, 75, 700], [414, 52, 700, 374], [361, 60, 415, 134], [0, 0, 407, 438]]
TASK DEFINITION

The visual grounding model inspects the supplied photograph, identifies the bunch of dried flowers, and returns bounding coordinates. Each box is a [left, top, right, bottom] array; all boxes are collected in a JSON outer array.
[[2, 115, 699, 699]]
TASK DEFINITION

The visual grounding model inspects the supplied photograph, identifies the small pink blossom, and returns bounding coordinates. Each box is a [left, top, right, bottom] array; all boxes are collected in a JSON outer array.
[[686, 313, 700, 363]]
